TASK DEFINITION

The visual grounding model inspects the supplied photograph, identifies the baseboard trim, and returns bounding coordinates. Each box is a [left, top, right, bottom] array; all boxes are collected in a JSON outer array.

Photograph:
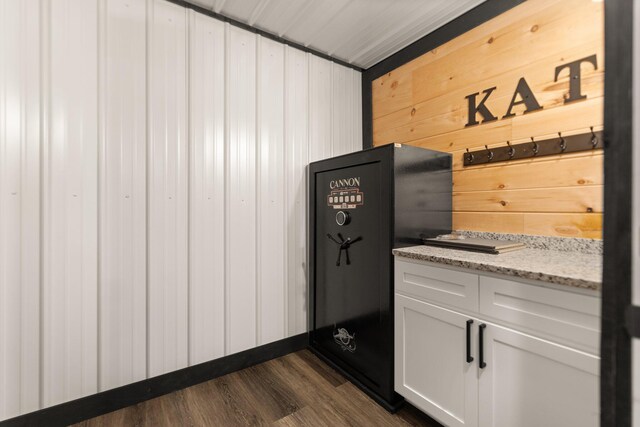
[[1, 333, 308, 427]]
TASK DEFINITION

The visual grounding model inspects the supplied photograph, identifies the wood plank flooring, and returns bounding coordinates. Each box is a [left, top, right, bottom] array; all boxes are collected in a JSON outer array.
[[73, 350, 441, 426]]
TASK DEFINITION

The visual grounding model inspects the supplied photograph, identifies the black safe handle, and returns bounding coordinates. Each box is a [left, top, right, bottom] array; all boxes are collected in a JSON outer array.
[[466, 319, 474, 363], [479, 323, 487, 369]]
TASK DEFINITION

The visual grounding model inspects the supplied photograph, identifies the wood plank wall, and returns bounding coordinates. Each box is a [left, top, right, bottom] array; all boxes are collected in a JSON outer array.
[[372, 0, 604, 238]]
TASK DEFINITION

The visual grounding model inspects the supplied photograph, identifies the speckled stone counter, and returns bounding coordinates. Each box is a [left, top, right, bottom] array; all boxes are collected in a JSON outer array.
[[454, 230, 602, 255], [392, 233, 602, 291]]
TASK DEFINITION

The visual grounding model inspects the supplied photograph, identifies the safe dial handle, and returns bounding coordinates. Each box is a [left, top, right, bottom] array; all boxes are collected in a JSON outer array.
[[336, 211, 351, 226]]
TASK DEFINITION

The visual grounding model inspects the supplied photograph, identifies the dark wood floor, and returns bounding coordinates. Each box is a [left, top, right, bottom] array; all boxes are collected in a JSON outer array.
[[73, 350, 441, 426]]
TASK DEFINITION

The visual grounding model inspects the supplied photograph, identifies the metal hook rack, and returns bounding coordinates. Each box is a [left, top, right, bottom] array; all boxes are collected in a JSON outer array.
[[462, 129, 602, 167]]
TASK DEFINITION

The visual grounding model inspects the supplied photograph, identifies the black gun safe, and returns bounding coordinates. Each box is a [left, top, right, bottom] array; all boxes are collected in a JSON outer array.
[[308, 144, 452, 411]]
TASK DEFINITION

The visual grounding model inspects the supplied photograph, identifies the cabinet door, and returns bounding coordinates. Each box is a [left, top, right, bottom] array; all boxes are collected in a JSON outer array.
[[478, 323, 599, 427], [395, 294, 478, 427]]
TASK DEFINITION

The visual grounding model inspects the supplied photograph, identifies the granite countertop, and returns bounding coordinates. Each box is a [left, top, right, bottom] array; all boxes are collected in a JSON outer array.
[[392, 232, 602, 290]]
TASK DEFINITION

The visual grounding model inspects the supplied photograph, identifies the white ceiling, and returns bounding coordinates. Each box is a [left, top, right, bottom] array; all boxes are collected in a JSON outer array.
[[186, 0, 486, 69]]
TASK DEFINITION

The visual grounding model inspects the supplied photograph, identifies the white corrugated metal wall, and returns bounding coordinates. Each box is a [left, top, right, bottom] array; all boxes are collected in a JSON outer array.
[[0, 0, 362, 420]]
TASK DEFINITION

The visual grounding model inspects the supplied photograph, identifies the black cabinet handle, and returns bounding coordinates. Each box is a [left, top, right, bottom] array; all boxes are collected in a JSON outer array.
[[479, 323, 487, 369], [466, 319, 474, 363]]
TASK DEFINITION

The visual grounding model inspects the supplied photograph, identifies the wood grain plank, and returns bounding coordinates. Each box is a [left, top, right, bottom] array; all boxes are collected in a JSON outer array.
[[74, 350, 438, 427], [137, 391, 195, 427], [371, 0, 569, 118], [233, 363, 304, 422], [453, 154, 603, 191], [250, 353, 348, 411], [332, 382, 408, 427], [293, 350, 347, 388], [523, 212, 602, 239], [453, 212, 602, 238], [510, 97, 603, 141], [372, 69, 413, 121], [408, 119, 512, 155], [182, 372, 270, 426], [371, 0, 604, 238], [453, 211, 525, 234], [273, 405, 332, 427], [373, 42, 603, 145], [410, 0, 603, 105], [383, 98, 603, 157], [453, 186, 603, 213]]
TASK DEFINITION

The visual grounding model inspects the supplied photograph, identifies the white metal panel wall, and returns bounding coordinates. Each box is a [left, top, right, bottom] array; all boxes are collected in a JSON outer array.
[[333, 66, 361, 155], [43, 0, 99, 407], [226, 25, 258, 354], [257, 36, 286, 345], [188, 10, 226, 366], [284, 46, 310, 336], [351, 70, 363, 154], [0, 0, 41, 419], [0, 1, 362, 420], [331, 63, 352, 157], [98, 0, 148, 391], [147, 0, 189, 377], [309, 54, 334, 162]]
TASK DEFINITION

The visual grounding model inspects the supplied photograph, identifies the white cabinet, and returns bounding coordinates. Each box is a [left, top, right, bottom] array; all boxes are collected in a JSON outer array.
[[394, 258, 601, 427], [395, 294, 478, 427], [478, 322, 599, 427]]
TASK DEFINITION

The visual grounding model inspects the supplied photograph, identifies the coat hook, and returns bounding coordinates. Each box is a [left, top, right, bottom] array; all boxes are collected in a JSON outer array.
[[558, 132, 567, 152], [465, 148, 474, 163], [590, 126, 598, 148], [484, 145, 494, 161], [506, 141, 515, 158], [530, 137, 539, 155]]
